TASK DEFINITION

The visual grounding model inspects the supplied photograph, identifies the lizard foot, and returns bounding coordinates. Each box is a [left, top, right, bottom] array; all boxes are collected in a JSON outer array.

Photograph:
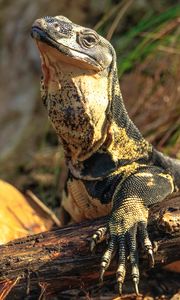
[[99, 218, 154, 296]]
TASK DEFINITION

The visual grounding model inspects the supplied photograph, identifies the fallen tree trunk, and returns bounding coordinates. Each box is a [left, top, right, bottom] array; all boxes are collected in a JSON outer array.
[[0, 193, 179, 299]]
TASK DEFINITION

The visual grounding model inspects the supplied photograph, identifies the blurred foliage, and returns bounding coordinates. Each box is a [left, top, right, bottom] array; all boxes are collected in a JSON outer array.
[[116, 5, 180, 76], [94, 2, 180, 76]]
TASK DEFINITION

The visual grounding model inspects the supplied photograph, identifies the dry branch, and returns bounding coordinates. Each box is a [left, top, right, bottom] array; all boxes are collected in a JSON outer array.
[[0, 193, 179, 299]]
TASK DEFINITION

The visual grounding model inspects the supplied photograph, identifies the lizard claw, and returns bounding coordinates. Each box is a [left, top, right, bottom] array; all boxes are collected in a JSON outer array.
[[99, 266, 105, 283], [133, 276, 140, 295], [147, 247, 154, 268], [117, 272, 124, 296], [90, 239, 96, 252], [117, 281, 123, 296]]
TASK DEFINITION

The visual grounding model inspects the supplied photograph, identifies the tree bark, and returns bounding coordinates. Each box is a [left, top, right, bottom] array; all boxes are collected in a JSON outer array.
[[0, 193, 179, 299]]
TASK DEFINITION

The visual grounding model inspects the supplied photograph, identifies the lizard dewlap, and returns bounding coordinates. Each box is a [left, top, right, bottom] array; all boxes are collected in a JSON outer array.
[[31, 15, 180, 295]]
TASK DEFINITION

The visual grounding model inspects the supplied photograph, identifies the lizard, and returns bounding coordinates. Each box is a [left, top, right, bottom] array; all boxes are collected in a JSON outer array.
[[31, 15, 180, 295]]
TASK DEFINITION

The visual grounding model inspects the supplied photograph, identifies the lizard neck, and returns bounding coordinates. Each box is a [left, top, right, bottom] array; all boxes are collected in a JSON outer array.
[[102, 55, 151, 162], [69, 57, 152, 180], [107, 53, 145, 143]]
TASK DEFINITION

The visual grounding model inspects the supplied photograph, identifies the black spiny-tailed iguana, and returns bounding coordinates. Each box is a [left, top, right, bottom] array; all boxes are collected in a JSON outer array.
[[31, 16, 180, 295]]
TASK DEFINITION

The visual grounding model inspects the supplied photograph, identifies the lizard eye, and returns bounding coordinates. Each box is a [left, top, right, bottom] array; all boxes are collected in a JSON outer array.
[[77, 30, 99, 48]]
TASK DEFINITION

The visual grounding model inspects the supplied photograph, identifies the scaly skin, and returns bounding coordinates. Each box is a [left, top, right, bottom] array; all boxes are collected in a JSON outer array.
[[31, 16, 180, 295]]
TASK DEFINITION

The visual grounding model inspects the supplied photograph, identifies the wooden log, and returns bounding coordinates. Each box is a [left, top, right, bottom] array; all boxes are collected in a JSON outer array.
[[0, 193, 179, 299]]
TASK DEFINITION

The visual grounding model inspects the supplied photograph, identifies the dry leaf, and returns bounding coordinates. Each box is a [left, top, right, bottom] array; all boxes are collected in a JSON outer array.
[[0, 180, 53, 244]]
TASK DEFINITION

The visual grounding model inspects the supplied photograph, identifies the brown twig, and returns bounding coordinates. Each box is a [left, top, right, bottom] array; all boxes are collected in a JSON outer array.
[[106, 0, 134, 41], [0, 277, 21, 300], [158, 45, 180, 55], [93, 1, 126, 31]]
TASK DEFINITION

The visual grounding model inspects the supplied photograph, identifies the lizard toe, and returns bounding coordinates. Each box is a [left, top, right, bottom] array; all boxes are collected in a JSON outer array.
[[138, 221, 154, 267], [116, 235, 126, 295], [100, 236, 116, 282], [126, 224, 140, 295], [90, 226, 107, 252]]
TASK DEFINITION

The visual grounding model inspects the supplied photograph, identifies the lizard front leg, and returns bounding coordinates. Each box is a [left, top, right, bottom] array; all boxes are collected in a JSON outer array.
[[99, 166, 174, 295]]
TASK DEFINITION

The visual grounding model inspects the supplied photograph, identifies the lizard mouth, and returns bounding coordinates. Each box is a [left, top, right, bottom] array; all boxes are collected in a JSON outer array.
[[31, 26, 102, 72]]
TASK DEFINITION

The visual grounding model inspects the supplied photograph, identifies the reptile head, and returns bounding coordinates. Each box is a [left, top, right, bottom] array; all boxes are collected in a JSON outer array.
[[31, 16, 120, 162], [31, 16, 113, 72]]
